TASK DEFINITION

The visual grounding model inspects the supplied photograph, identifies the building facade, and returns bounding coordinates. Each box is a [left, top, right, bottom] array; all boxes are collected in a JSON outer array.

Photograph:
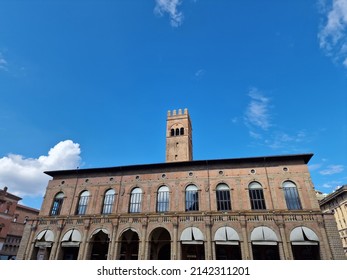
[[319, 185, 347, 256], [0, 187, 39, 260], [17, 109, 345, 260]]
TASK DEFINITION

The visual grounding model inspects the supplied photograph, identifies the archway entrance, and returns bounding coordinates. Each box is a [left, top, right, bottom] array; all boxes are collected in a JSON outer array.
[[214, 227, 242, 260], [59, 229, 81, 260], [119, 229, 139, 260], [180, 227, 205, 260], [89, 229, 110, 260], [149, 227, 171, 260], [290, 227, 320, 260], [251, 226, 280, 260]]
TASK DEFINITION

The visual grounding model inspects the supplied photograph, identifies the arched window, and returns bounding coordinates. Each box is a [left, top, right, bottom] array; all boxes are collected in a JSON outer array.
[[283, 181, 302, 210], [102, 189, 116, 214], [216, 183, 231, 211], [175, 128, 180, 136], [185, 185, 199, 211], [76, 190, 90, 215], [157, 186, 169, 212], [180, 127, 184, 135], [129, 188, 142, 213], [249, 182, 266, 210], [171, 129, 175, 136], [50, 192, 64, 216]]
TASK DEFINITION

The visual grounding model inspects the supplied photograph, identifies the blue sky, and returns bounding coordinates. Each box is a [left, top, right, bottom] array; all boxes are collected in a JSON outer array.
[[0, 0, 346, 210]]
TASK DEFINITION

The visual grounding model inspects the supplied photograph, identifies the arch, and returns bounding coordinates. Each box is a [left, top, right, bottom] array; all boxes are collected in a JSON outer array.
[[214, 226, 240, 244], [250, 226, 280, 260], [250, 226, 278, 244], [62, 229, 82, 242], [36, 229, 54, 242], [290, 226, 320, 260], [214, 226, 242, 260], [180, 227, 204, 244], [60, 229, 82, 260], [118, 228, 140, 260], [180, 227, 205, 260], [90, 228, 110, 238], [149, 227, 172, 260], [89, 229, 110, 260]]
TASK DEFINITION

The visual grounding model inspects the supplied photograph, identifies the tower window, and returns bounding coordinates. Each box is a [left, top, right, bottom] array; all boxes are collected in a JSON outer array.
[[180, 127, 184, 135], [176, 128, 180, 136], [171, 129, 175, 136]]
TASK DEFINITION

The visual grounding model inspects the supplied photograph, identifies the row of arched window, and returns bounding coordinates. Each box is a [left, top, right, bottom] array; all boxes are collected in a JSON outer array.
[[50, 181, 302, 216]]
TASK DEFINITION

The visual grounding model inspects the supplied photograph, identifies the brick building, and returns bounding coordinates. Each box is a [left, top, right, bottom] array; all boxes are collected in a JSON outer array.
[[0, 187, 39, 260], [319, 185, 347, 256], [17, 109, 345, 260]]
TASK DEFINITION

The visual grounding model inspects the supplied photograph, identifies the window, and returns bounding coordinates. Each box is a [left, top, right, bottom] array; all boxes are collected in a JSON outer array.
[[157, 186, 169, 212], [102, 189, 116, 214], [76, 190, 90, 215], [185, 185, 199, 211], [129, 188, 142, 213], [249, 182, 266, 210], [283, 181, 302, 210], [50, 192, 64, 216], [180, 127, 184, 135], [216, 183, 231, 211]]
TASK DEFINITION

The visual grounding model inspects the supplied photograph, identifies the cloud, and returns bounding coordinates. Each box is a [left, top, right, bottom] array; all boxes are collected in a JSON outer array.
[[318, 0, 347, 68], [319, 164, 344, 175], [0, 140, 81, 198], [0, 52, 8, 71], [244, 88, 272, 131], [154, 0, 184, 27]]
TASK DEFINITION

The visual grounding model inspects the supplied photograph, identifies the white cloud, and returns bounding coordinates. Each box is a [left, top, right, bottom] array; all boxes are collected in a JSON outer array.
[[154, 0, 184, 27], [318, 0, 347, 68], [319, 164, 344, 175], [244, 88, 272, 131], [0, 140, 81, 198], [0, 52, 8, 71]]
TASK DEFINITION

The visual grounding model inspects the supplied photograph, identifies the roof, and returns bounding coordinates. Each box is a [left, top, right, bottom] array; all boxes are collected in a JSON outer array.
[[319, 185, 347, 206], [44, 153, 313, 178]]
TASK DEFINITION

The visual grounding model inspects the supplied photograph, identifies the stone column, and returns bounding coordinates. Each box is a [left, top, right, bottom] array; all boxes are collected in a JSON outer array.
[[139, 218, 148, 260], [172, 218, 178, 260], [240, 216, 250, 259], [109, 220, 119, 259]]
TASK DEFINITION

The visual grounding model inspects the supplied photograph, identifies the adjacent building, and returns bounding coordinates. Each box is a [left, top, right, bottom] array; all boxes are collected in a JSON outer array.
[[17, 109, 345, 260], [0, 187, 39, 260], [319, 185, 347, 256]]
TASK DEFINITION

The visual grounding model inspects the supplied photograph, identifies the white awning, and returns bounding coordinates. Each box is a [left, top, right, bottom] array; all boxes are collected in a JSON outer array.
[[62, 229, 82, 242], [214, 227, 240, 245], [35, 230, 54, 242], [251, 226, 278, 245], [180, 227, 204, 244], [91, 228, 109, 237], [290, 227, 319, 245]]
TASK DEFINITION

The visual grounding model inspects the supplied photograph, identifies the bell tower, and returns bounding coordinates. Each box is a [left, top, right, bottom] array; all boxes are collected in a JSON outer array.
[[166, 108, 193, 162]]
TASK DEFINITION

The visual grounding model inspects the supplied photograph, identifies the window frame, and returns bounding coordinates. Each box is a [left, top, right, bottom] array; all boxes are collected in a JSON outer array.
[[185, 184, 199, 212], [216, 183, 232, 211], [283, 181, 302, 210], [50, 192, 64, 216], [76, 190, 90, 215], [156, 186, 170, 212], [129, 187, 142, 213], [248, 182, 266, 210], [102, 189, 116, 214]]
